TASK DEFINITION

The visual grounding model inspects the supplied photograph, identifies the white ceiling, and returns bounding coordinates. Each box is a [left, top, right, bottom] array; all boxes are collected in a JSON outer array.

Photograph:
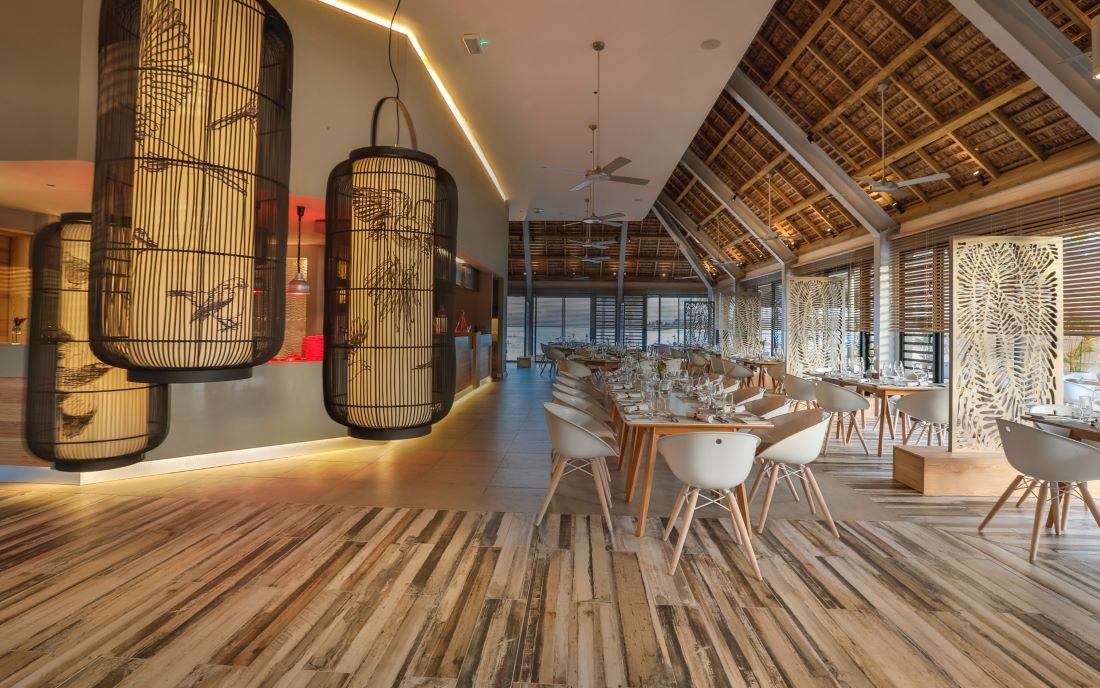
[[343, 0, 773, 221]]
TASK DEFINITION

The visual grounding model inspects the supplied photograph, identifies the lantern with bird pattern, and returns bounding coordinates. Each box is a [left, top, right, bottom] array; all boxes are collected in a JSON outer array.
[[89, 0, 293, 383], [323, 98, 458, 440], [25, 214, 170, 471]]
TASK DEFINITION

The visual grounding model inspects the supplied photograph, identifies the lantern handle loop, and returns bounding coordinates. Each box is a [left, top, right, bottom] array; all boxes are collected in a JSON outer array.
[[371, 97, 418, 150]]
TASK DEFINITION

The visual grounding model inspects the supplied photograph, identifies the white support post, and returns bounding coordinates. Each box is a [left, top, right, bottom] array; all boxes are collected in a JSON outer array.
[[873, 233, 894, 369]]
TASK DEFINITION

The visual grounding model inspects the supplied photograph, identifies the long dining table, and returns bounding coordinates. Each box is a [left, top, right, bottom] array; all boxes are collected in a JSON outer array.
[[607, 390, 773, 537]]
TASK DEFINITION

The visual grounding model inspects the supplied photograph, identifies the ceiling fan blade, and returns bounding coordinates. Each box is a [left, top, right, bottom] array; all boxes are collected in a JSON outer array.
[[893, 172, 951, 188], [855, 176, 878, 186], [605, 175, 650, 186], [596, 212, 625, 220], [564, 221, 583, 227], [569, 179, 593, 192], [599, 156, 632, 174], [567, 239, 587, 245]]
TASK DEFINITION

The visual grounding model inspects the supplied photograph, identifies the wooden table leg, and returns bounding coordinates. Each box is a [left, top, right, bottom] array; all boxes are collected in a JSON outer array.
[[634, 430, 661, 537], [876, 392, 887, 457], [625, 428, 648, 502]]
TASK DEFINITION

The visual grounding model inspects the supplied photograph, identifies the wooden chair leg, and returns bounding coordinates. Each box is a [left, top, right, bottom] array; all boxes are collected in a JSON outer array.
[[1079, 482, 1100, 528], [805, 467, 839, 538], [662, 484, 689, 542], [757, 463, 781, 534], [850, 416, 870, 455], [844, 414, 856, 444], [1015, 477, 1037, 507], [1060, 485, 1072, 532], [537, 456, 569, 525], [725, 490, 762, 581], [591, 459, 618, 550], [669, 489, 699, 574], [1049, 482, 1062, 535], [1030, 481, 1049, 562], [801, 470, 817, 515], [748, 461, 770, 504], [979, 475, 1024, 532], [783, 471, 801, 502]]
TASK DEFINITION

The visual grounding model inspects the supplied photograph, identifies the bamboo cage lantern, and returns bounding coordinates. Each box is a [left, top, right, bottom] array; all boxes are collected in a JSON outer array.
[[25, 214, 170, 472], [324, 98, 458, 440], [90, 0, 293, 383]]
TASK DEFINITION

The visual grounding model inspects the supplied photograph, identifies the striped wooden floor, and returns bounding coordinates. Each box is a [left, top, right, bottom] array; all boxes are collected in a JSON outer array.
[[0, 368, 1098, 686]]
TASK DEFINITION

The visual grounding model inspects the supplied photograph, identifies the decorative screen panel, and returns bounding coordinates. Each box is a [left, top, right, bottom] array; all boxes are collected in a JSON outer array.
[[732, 292, 761, 357], [786, 277, 845, 377], [950, 236, 1064, 452], [682, 301, 713, 348]]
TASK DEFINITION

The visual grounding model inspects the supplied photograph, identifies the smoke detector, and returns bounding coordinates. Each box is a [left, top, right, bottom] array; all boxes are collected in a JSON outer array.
[[462, 34, 488, 55]]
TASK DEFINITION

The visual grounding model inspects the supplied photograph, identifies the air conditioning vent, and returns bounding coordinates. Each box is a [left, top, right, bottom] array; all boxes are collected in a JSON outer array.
[[462, 34, 484, 55]]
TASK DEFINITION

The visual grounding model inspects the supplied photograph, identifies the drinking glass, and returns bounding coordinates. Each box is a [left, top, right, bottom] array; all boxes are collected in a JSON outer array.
[[1078, 394, 1093, 421]]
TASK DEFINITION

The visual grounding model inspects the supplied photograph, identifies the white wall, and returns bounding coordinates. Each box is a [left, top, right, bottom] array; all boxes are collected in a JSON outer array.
[[0, 0, 509, 274]]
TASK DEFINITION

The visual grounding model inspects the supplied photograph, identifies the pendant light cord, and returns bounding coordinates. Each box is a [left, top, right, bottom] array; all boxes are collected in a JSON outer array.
[[387, 0, 404, 144], [295, 205, 304, 273]]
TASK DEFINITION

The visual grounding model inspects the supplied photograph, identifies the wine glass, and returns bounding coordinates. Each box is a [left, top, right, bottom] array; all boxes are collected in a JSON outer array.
[[1077, 394, 1093, 421]]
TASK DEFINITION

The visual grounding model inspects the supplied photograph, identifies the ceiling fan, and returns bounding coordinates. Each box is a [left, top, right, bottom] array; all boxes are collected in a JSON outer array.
[[566, 196, 624, 230], [857, 81, 950, 195], [566, 42, 650, 193]]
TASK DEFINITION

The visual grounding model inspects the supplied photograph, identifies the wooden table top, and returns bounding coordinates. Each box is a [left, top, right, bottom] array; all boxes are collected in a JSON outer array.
[[1021, 413, 1100, 441]]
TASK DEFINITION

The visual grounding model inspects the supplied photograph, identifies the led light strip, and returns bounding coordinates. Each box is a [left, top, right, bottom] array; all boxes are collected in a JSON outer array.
[[315, 0, 507, 201]]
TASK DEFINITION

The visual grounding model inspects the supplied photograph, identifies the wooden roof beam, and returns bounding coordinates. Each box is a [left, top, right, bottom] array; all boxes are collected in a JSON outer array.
[[950, 0, 1100, 144], [811, 9, 960, 137], [652, 203, 718, 291], [765, 0, 845, 90], [657, 193, 743, 280], [728, 70, 897, 238], [681, 151, 797, 264]]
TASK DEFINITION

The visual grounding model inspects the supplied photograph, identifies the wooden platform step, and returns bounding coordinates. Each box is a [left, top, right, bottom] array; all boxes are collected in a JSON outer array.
[[892, 444, 1018, 496]]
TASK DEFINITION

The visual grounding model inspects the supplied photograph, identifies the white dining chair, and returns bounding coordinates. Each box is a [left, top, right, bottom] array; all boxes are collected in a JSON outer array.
[[749, 410, 838, 537], [768, 362, 786, 392], [551, 389, 615, 428], [724, 386, 764, 408], [558, 358, 592, 379], [783, 374, 817, 411], [542, 345, 566, 377], [722, 360, 756, 387], [664, 358, 683, 374], [538, 403, 619, 548], [658, 432, 762, 578], [814, 381, 870, 455], [710, 353, 725, 373], [555, 374, 601, 399], [688, 351, 709, 375], [741, 396, 792, 419], [980, 419, 1100, 562], [1011, 404, 1079, 508], [895, 389, 949, 446]]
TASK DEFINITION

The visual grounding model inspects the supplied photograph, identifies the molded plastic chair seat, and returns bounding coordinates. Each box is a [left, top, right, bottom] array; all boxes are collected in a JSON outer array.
[[550, 390, 615, 430], [558, 359, 592, 379], [723, 361, 755, 380], [538, 403, 619, 548], [895, 388, 949, 447], [979, 419, 1100, 562], [741, 396, 792, 420], [783, 374, 817, 411], [815, 381, 871, 455], [658, 432, 762, 578]]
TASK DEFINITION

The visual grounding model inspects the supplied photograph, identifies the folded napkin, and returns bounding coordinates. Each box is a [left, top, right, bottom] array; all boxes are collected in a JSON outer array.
[[617, 392, 642, 400], [692, 410, 718, 423], [623, 402, 652, 413]]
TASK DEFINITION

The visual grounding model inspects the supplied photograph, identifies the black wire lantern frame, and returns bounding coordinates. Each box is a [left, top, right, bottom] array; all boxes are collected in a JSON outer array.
[[90, 0, 294, 384], [324, 97, 458, 440], [25, 213, 171, 472]]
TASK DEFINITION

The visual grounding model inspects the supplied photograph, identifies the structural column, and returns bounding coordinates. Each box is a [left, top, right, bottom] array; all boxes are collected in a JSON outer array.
[[873, 233, 894, 368]]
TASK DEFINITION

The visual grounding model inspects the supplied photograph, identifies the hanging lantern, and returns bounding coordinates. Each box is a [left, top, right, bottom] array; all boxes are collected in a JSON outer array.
[[90, 0, 293, 383], [324, 98, 458, 440], [25, 214, 170, 472]]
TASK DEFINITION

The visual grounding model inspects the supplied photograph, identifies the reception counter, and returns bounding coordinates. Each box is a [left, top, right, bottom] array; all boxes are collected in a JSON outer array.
[[456, 332, 493, 393]]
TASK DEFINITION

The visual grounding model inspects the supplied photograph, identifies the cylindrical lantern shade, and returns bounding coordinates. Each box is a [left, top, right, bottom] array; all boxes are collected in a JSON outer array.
[[25, 214, 170, 472], [324, 146, 458, 440], [90, 0, 293, 383]]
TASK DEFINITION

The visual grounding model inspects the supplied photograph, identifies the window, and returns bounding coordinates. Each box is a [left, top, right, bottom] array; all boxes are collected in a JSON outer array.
[[754, 278, 783, 356], [534, 297, 564, 354], [562, 297, 592, 341], [505, 295, 527, 360]]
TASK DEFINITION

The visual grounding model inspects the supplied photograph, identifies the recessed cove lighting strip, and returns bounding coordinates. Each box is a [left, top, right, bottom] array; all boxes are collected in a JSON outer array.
[[315, 0, 507, 201]]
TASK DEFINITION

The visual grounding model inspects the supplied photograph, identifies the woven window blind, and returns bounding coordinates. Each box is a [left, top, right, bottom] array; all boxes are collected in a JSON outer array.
[[892, 184, 1100, 335], [594, 295, 617, 343], [795, 248, 874, 333]]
